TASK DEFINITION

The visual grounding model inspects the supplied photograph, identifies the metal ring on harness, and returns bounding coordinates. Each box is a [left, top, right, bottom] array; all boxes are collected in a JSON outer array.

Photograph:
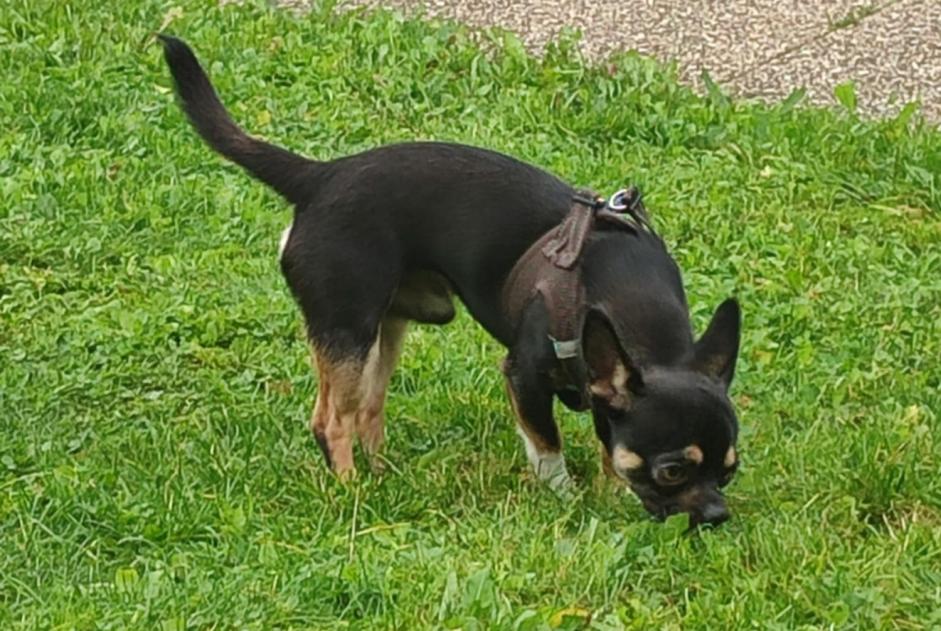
[[606, 189, 629, 211]]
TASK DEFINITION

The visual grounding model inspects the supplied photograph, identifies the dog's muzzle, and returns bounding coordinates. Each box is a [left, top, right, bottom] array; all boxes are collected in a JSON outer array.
[[638, 485, 730, 527]]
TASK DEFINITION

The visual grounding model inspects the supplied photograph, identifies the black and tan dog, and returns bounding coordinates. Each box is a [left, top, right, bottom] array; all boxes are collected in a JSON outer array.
[[160, 36, 742, 526]]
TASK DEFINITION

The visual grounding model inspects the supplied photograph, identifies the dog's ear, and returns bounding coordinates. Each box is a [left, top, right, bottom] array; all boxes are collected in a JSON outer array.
[[692, 298, 741, 389], [583, 310, 643, 408]]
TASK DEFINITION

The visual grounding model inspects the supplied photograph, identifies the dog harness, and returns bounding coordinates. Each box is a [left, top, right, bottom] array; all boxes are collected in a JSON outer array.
[[502, 186, 655, 410]]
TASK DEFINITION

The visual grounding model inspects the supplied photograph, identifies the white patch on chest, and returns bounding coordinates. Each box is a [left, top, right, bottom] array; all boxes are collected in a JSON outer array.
[[278, 223, 293, 258]]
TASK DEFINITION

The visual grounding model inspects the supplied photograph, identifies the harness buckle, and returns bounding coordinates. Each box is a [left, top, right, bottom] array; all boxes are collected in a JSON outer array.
[[550, 337, 580, 360]]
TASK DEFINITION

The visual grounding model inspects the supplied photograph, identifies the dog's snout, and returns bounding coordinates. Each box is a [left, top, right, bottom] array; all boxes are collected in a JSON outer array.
[[685, 482, 730, 527], [694, 500, 730, 526], [637, 486, 731, 527]]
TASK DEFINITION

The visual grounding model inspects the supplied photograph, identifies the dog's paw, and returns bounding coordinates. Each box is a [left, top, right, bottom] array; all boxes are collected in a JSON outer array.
[[335, 466, 359, 483], [546, 470, 577, 501], [528, 452, 577, 500], [367, 455, 387, 475]]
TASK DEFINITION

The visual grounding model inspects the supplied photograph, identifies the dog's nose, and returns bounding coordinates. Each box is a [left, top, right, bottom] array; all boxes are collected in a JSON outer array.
[[695, 500, 730, 527]]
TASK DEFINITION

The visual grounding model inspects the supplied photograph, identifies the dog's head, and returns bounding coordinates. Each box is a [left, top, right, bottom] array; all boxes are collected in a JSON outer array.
[[585, 299, 741, 526]]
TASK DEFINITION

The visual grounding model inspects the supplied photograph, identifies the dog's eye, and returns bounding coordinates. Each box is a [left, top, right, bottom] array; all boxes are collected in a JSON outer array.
[[656, 463, 687, 486]]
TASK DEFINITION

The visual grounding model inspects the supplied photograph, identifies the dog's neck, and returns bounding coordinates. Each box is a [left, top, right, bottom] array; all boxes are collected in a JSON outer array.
[[580, 231, 695, 369]]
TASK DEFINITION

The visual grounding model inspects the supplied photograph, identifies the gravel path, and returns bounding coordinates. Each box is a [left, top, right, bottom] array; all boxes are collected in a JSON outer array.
[[333, 0, 941, 121]]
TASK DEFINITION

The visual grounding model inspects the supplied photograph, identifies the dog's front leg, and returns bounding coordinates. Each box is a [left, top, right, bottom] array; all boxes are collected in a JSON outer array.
[[502, 357, 573, 494]]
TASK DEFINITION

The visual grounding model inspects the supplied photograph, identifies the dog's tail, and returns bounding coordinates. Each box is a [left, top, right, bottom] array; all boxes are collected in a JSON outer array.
[[159, 35, 317, 205]]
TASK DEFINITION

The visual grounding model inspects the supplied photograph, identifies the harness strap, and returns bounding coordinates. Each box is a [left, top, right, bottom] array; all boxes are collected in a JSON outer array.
[[502, 185, 655, 411], [541, 194, 603, 269], [537, 272, 589, 409]]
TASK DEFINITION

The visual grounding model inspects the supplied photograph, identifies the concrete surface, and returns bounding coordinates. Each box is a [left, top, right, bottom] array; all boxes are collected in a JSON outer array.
[[332, 0, 941, 121]]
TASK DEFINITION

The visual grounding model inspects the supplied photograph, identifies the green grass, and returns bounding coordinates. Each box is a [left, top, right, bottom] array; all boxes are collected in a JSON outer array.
[[2, 0, 940, 628]]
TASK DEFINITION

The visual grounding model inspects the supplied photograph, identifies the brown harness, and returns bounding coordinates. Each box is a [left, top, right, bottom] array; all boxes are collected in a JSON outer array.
[[502, 186, 655, 410]]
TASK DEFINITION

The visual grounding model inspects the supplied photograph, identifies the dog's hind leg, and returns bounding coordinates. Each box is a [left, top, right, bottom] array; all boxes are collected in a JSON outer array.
[[355, 317, 408, 472], [282, 226, 404, 479], [310, 346, 373, 480], [308, 317, 406, 479]]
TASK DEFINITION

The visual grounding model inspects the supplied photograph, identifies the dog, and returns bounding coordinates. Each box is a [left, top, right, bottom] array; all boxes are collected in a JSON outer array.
[[160, 35, 742, 526]]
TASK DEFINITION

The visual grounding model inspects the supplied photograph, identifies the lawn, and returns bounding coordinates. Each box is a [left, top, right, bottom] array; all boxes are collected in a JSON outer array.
[[1, 0, 940, 628]]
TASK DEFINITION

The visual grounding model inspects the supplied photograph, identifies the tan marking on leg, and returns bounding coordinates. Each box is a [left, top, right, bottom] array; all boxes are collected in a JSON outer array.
[[310, 347, 370, 481], [350, 334, 382, 460], [310, 350, 333, 463], [323, 361, 362, 481], [504, 379, 554, 453], [724, 445, 737, 468], [684, 444, 704, 465], [355, 318, 407, 472]]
